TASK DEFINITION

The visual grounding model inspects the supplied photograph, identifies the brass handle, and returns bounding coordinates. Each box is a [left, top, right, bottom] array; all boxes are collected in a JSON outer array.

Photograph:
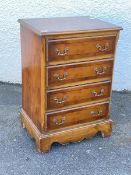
[[53, 117, 65, 125], [55, 47, 69, 56], [92, 89, 104, 97], [54, 96, 67, 104], [91, 108, 103, 117], [96, 42, 109, 52], [95, 67, 107, 75], [54, 72, 68, 81]]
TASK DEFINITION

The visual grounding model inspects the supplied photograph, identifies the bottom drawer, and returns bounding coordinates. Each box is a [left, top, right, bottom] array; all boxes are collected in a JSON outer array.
[[46, 102, 109, 131]]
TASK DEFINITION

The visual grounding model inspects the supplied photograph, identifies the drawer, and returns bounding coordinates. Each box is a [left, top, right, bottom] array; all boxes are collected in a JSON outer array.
[[47, 81, 111, 110], [46, 102, 109, 131], [47, 59, 113, 88], [47, 35, 116, 64]]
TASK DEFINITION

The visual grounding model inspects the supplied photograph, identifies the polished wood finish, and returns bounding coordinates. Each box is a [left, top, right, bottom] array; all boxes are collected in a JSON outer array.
[[18, 16, 122, 35], [20, 26, 45, 131], [47, 36, 116, 63], [46, 102, 109, 131], [18, 16, 122, 152], [47, 81, 111, 110], [47, 59, 113, 88]]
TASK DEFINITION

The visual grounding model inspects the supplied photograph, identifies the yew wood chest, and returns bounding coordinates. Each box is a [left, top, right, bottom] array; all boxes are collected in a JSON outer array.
[[18, 16, 122, 152]]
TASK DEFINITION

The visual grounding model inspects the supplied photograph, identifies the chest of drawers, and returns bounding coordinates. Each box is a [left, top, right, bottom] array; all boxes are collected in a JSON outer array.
[[18, 16, 122, 152]]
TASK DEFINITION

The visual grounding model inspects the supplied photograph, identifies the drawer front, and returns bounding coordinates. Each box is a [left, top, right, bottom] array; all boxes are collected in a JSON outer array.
[[46, 102, 109, 130], [47, 36, 116, 63], [47, 59, 113, 88], [47, 81, 111, 110]]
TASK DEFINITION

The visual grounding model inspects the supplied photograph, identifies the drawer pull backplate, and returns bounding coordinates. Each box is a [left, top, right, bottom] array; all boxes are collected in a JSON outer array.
[[95, 67, 107, 75], [54, 96, 67, 104], [91, 108, 103, 117], [92, 89, 104, 97], [96, 42, 109, 52], [55, 47, 69, 56], [54, 72, 68, 81], [53, 117, 65, 125]]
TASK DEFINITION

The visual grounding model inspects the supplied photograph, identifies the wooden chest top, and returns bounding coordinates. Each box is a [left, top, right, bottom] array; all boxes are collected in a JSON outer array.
[[18, 16, 122, 35]]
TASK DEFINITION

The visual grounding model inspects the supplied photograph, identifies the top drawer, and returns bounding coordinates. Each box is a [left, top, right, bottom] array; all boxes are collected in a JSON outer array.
[[47, 35, 116, 64]]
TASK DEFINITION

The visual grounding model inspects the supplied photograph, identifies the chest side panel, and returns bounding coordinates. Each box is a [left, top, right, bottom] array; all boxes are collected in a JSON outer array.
[[20, 26, 46, 131]]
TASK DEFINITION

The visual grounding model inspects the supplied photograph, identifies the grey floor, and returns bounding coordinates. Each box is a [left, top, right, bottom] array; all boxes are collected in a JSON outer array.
[[0, 83, 131, 175]]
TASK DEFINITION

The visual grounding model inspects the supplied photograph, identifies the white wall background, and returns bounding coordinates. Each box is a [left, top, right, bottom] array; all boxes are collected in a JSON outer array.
[[0, 0, 131, 90]]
